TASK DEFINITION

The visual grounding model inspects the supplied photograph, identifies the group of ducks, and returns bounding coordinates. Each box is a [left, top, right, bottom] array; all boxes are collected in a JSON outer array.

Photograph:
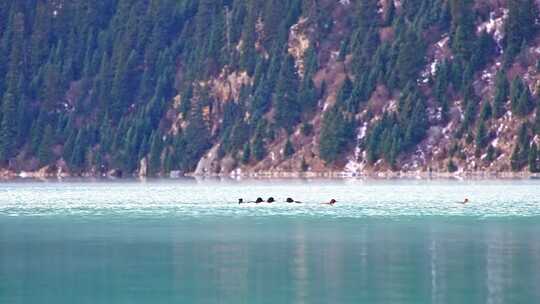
[[238, 197, 337, 205], [237, 197, 469, 205]]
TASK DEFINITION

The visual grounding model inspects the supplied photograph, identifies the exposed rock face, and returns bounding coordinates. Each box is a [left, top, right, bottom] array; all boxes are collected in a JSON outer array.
[[138, 158, 148, 177], [194, 144, 223, 176], [288, 17, 313, 77]]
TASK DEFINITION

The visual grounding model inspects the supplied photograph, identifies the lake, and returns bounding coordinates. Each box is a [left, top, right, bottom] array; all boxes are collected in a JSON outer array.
[[1, 179, 540, 303]]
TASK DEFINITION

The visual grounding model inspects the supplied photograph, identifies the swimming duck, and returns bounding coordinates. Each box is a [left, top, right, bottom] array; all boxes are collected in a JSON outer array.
[[323, 199, 337, 205], [286, 198, 302, 203]]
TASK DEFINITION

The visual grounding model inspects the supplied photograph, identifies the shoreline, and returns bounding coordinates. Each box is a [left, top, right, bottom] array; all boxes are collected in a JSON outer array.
[[1, 168, 540, 181]]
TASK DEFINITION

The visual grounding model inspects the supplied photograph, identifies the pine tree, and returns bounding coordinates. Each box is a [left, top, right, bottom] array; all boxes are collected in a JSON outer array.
[[534, 102, 540, 134], [511, 123, 531, 170], [449, 0, 475, 62], [148, 132, 163, 176], [475, 120, 488, 149], [284, 137, 294, 157], [252, 134, 265, 161], [479, 101, 492, 121], [510, 144, 522, 171], [240, 1, 258, 75], [319, 106, 354, 163], [517, 85, 534, 116], [183, 106, 211, 171], [493, 71, 509, 118], [529, 142, 539, 173], [70, 129, 87, 171], [396, 30, 425, 87], [504, 0, 539, 63], [486, 145, 495, 162], [447, 159, 458, 173], [241, 142, 251, 164], [510, 77, 534, 116], [274, 54, 300, 130], [0, 92, 17, 162], [38, 124, 54, 166]]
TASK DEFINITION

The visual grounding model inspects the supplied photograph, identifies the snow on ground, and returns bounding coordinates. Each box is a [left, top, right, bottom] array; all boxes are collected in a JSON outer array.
[[419, 36, 450, 84], [344, 123, 368, 174], [477, 9, 508, 47]]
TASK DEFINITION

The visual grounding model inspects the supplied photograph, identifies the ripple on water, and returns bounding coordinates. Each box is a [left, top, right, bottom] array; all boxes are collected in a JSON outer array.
[[0, 180, 540, 219]]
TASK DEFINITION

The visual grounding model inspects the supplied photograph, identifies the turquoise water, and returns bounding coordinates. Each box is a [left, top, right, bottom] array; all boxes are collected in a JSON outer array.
[[1, 179, 540, 303]]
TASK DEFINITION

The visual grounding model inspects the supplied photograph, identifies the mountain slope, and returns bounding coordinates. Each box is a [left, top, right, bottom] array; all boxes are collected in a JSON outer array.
[[0, 0, 539, 177]]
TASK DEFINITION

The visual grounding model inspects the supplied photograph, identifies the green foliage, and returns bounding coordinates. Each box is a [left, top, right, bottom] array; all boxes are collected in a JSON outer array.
[[447, 159, 458, 173], [241, 142, 251, 164], [319, 106, 354, 164], [486, 145, 496, 163], [301, 122, 313, 136], [450, 0, 475, 62], [504, 0, 539, 64], [479, 101, 492, 121], [493, 70, 509, 118], [0, 92, 17, 162], [396, 29, 425, 87], [148, 132, 163, 176], [274, 54, 300, 130], [365, 86, 428, 167], [475, 120, 488, 150], [38, 124, 54, 166], [300, 157, 308, 172], [534, 102, 540, 135], [252, 120, 266, 162], [529, 142, 539, 173], [284, 137, 294, 157], [510, 123, 531, 171], [510, 77, 534, 116]]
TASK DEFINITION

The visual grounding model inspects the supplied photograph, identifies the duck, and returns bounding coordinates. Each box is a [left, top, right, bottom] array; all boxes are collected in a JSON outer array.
[[286, 197, 302, 203], [323, 199, 337, 205]]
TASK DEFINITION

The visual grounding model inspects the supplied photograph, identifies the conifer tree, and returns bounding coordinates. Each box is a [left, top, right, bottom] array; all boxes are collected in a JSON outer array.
[[504, 0, 539, 63], [274, 54, 300, 130], [475, 120, 488, 149], [148, 132, 163, 176], [396, 29, 424, 87], [534, 102, 540, 134], [319, 106, 354, 164], [38, 124, 54, 166], [0, 92, 17, 162], [241, 142, 251, 164], [479, 101, 492, 121], [510, 77, 534, 116], [529, 142, 539, 173], [252, 134, 265, 162], [493, 71, 509, 118], [284, 137, 294, 157]]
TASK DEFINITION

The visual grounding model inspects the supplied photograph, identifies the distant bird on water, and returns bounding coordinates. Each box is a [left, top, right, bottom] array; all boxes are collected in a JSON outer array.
[[323, 199, 337, 205], [286, 198, 302, 204]]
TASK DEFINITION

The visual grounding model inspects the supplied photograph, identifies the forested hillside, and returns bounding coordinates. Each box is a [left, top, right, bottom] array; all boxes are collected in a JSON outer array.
[[0, 0, 539, 177]]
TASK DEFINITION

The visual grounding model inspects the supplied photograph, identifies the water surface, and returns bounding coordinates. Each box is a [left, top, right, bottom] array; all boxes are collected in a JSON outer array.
[[1, 179, 539, 303]]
